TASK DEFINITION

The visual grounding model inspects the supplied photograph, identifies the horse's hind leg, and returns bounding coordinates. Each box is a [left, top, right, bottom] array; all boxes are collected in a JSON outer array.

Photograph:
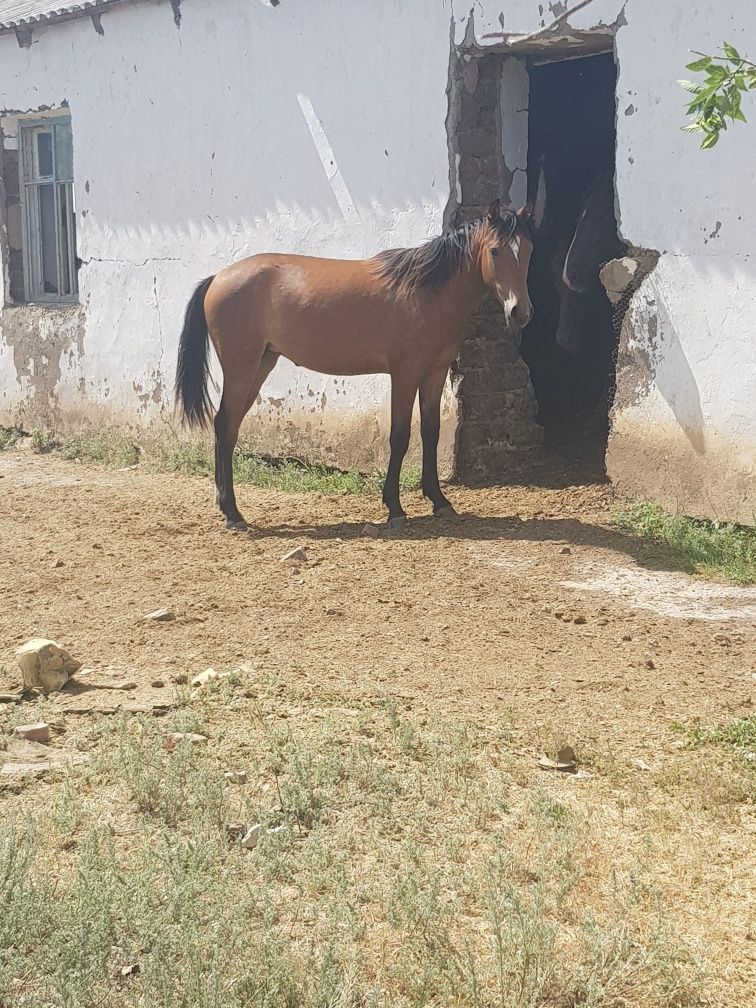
[[419, 367, 455, 518], [215, 347, 279, 530]]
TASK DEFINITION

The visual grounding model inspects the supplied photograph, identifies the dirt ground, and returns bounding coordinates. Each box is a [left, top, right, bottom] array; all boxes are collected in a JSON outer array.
[[1, 446, 755, 1002]]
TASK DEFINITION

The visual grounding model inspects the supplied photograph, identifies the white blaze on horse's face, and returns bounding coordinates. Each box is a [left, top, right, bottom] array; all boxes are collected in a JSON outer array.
[[491, 230, 533, 329]]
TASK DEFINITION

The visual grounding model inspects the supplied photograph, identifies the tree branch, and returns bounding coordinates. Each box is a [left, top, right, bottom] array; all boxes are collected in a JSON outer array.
[[482, 0, 606, 43]]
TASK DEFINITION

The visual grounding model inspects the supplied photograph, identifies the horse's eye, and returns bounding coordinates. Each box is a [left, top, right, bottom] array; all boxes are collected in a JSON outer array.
[[491, 248, 499, 258]]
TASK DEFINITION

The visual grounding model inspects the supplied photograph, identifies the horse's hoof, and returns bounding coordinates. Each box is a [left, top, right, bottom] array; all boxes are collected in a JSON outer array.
[[387, 515, 408, 530], [226, 519, 248, 533], [433, 505, 458, 520]]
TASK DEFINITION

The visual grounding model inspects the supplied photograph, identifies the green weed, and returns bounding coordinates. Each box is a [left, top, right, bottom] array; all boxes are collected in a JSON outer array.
[[613, 501, 756, 584], [0, 427, 18, 451]]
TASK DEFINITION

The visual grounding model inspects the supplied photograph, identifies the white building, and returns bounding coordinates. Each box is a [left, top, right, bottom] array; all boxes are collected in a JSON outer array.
[[1, 0, 754, 524]]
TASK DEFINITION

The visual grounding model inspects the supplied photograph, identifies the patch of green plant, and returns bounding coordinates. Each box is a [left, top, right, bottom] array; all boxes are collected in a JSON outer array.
[[30, 427, 56, 454], [672, 716, 756, 772], [152, 438, 422, 495], [0, 427, 18, 451], [680, 43, 756, 149], [613, 501, 756, 584], [60, 429, 140, 468]]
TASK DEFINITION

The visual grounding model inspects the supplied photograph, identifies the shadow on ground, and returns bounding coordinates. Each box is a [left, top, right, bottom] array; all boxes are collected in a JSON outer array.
[[247, 514, 696, 580]]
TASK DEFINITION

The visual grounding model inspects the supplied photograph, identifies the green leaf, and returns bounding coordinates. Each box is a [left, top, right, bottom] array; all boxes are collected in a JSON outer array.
[[723, 42, 741, 62], [686, 56, 713, 72], [678, 79, 701, 94], [681, 122, 705, 133], [686, 98, 707, 114], [701, 132, 720, 149], [732, 108, 748, 123]]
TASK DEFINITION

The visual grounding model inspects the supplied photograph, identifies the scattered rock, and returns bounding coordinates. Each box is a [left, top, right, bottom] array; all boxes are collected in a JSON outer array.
[[77, 670, 137, 691], [120, 964, 141, 979], [633, 758, 652, 772], [280, 546, 307, 564], [191, 668, 229, 689], [226, 822, 247, 839], [712, 633, 732, 647], [224, 770, 248, 784], [53, 558, 65, 568], [241, 824, 262, 849], [599, 256, 639, 305], [12, 722, 50, 744], [163, 732, 208, 752], [538, 745, 578, 773], [559, 546, 572, 556], [123, 702, 173, 716], [171, 672, 189, 685], [61, 702, 119, 716], [0, 738, 89, 777], [151, 679, 165, 688], [240, 822, 284, 849], [144, 608, 175, 622], [325, 608, 342, 617], [644, 658, 656, 670], [572, 615, 587, 625], [16, 638, 81, 693], [0, 692, 24, 704], [362, 523, 381, 538]]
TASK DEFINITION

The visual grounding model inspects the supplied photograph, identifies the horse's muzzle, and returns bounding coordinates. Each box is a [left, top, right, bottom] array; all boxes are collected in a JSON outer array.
[[504, 301, 533, 329]]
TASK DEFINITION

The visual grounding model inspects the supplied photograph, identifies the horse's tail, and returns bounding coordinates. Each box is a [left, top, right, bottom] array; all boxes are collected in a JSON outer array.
[[175, 276, 216, 428]]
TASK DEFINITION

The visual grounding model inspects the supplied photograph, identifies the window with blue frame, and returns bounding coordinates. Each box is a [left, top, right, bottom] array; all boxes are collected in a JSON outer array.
[[18, 114, 78, 303]]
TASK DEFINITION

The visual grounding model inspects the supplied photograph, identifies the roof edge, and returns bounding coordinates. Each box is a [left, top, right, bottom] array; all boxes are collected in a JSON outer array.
[[0, 1, 131, 36]]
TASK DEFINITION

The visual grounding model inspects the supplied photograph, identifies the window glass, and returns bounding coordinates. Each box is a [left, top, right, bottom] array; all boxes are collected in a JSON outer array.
[[38, 183, 59, 294], [36, 131, 54, 178]]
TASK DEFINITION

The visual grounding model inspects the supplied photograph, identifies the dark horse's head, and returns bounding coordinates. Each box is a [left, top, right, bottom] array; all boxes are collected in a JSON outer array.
[[562, 174, 621, 294]]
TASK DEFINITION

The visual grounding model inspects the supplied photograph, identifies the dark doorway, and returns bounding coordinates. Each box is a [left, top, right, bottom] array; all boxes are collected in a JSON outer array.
[[520, 52, 619, 453]]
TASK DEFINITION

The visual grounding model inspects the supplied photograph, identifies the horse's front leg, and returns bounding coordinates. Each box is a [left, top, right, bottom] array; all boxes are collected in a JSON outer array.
[[419, 367, 456, 518], [383, 374, 418, 528]]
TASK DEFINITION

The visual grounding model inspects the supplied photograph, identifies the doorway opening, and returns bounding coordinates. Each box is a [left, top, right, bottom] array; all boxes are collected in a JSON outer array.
[[520, 51, 620, 456], [450, 41, 623, 486]]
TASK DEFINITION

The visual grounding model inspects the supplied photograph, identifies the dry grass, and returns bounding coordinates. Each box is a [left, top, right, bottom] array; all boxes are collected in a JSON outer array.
[[0, 679, 715, 1008]]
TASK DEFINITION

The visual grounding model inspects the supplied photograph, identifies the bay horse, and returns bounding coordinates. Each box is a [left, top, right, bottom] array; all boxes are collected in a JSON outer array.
[[175, 201, 534, 531]]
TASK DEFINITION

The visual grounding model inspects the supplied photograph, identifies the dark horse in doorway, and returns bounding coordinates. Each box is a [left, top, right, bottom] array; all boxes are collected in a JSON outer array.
[[176, 201, 534, 530], [554, 173, 623, 432]]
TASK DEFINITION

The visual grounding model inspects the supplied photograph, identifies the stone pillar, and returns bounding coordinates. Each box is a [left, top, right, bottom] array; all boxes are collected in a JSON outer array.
[[448, 52, 543, 483]]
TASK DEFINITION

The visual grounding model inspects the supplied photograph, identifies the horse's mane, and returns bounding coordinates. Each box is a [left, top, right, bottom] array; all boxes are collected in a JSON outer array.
[[371, 210, 519, 294]]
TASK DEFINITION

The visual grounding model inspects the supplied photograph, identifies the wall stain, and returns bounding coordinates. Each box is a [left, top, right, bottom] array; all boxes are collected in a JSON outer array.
[[0, 305, 85, 426]]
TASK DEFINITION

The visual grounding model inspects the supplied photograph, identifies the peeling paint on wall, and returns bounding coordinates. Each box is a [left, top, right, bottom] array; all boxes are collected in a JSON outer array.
[[0, 304, 85, 425]]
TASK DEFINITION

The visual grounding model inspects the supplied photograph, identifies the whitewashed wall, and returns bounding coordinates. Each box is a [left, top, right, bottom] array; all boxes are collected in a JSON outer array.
[[607, 1, 756, 525], [1, 0, 754, 521], [0, 0, 453, 468]]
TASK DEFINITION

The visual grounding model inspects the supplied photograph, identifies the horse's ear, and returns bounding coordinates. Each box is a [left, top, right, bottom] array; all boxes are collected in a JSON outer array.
[[487, 199, 502, 222], [518, 201, 534, 222]]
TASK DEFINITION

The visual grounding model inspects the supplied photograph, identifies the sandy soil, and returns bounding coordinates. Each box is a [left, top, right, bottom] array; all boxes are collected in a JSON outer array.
[[1, 446, 754, 1000], [1, 448, 752, 732]]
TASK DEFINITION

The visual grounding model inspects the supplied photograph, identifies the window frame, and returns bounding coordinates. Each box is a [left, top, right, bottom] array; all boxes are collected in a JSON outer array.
[[18, 114, 78, 306]]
